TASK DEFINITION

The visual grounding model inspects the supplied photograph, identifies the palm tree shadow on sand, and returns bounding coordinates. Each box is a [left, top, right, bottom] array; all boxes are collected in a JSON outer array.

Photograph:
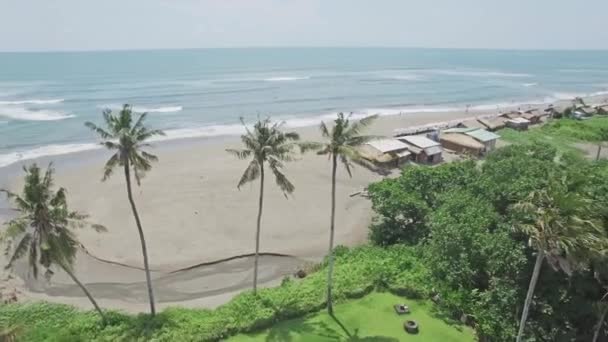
[[263, 313, 398, 342]]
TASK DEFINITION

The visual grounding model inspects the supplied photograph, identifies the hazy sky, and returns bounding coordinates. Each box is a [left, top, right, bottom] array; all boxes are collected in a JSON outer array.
[[2, 0, 608, 52]]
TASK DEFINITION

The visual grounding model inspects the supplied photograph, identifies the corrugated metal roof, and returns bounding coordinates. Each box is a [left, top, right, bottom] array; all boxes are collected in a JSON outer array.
[[465, 129, 500, 143], [366, 139, 409, 153], [402, 143, 422, 155], [508, 117, 530, 124], [443, 127, 476, 134], [462, 120, 486, 129], [425, 146, 443, 156], [399, 135, 440, 149]]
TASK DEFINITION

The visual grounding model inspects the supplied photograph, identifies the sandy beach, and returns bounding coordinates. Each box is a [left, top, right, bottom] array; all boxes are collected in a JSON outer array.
[[0, 96, 605, 313]]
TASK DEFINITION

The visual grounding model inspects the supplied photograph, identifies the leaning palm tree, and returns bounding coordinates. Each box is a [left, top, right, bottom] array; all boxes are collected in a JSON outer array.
[[306, 112, 377, 314], [513, 180, 603, 342], [1, 164, 107, 323], [85, 104, 164, 316], [226, 117, 300, 293]]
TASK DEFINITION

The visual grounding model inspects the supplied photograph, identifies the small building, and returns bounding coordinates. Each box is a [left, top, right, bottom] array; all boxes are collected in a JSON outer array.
[[460, 119, 487, 130], [361, 139, 411, 168], [398, 135, 443, 164], [501, 111, 526, 120], [464, 129, 500, 153], [440, 133, 485, 156], [505, 117, 530, 130], [520, 113, 541, 124], [478, 117, 507, 131]]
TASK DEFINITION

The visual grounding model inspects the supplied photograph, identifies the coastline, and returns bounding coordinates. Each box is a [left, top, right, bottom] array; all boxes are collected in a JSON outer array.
[[1, 93, 606, 313]]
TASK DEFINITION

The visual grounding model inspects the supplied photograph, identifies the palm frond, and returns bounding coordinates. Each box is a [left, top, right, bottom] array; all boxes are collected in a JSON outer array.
[[237, 159, 260, 189], [5, 233, 32, 269], [226, 149, 252, 160], [344, 114, 378, 138], [102, 153, 121, 182], [319, 121, 331, 138], [268, 160, 295, 196], [84, 122, 113, 140]]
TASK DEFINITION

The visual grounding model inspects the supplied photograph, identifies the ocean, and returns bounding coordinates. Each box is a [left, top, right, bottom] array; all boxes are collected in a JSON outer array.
[[1, 47, 607, 168]]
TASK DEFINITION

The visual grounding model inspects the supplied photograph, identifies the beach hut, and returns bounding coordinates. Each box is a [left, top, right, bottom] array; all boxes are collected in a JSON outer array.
[[398, 135, 443, 164], [361, 139, 411, 168], [478, 117, 507, 131], [460, 119, 486, 130], [440, 133, 485, 156], [505, 117, 530, 130], [520, 113, 541, 124], [464, 129, 500, 153]]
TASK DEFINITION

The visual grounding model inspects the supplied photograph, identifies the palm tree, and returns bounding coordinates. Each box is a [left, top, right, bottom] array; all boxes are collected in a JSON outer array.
[[513, 180, 603, 342], [1, 164, 107, 323], [226, 117, 300, 293], [306, 112, 377, 314], [592, 298, 608, 342], [85, 104, 164, 316]]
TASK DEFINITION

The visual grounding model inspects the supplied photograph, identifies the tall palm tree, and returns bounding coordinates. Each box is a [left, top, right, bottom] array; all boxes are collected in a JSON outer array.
[[306, 112, 377, 314], [85, 104, 164, 316], [226, 117, 300, 293], [513, 181, 603, 342], [1, 164, 107, 323]]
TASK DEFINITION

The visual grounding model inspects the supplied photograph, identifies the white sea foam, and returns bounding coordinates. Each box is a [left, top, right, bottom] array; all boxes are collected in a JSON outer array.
[[428, 69, 532, 78], [385, 75, 421, 81], [99, 104, 183, 113], [0, 99, 64, 105], [0, 143, 100, 168], [523, 83, 538, 87], [264, 77, 310, 82], [0, 106, 74, 121]]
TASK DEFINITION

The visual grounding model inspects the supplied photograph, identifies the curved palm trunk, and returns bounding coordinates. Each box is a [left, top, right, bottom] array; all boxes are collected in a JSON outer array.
[[597, 144, 602, 161], [516, 251, 545, 342], [253, 163, 265, 293], [327, 154, 338, 314], [59, 262, 106, 324], [593, 305, 608, 342], [124, 161, 156, 316]]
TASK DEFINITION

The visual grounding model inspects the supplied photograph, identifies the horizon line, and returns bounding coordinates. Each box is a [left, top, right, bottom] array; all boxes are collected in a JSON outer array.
[[1, 45, 608, 54]]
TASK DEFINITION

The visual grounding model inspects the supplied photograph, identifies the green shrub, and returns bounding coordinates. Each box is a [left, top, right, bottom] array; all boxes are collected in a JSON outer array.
[[0, 245, 431, 341]]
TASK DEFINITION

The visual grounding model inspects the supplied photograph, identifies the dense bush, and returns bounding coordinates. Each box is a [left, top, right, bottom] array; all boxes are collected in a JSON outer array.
[[0, 245, 431, 341], [366, 141, 608, 341]]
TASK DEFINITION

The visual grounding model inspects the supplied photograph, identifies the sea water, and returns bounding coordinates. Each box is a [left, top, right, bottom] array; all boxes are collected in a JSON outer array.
[[1, 47, 607, 168]]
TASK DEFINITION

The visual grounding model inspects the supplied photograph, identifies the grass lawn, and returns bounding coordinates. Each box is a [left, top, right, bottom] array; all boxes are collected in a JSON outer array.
[[229, 292, 476, 342], [499, 117, 608, 156]]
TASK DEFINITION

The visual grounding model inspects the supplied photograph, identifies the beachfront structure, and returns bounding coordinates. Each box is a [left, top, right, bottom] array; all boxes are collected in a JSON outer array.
[[360, 139, 411, 168], [441, 127, 500, 155], [460, 119, 486, 130], [521, 112, 541, 124], [398, 135, 443, 164], [440, 133, 485, 156], [478, 116, 507, 131], [505, 117, 530, 130], [465, 128, 500, 152]]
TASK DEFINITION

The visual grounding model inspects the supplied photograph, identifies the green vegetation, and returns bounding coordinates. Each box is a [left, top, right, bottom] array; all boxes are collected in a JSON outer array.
[[500, 116, 608, 155], [85, 105, 165, 316], [368, 141, 608, 340], [0, 245, 433, 341], [226, 118, 301, 293], [230, 292, 475, 341]]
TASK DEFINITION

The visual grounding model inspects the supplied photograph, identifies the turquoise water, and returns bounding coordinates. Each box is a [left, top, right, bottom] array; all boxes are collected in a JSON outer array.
[[1, 48, 607, 167]]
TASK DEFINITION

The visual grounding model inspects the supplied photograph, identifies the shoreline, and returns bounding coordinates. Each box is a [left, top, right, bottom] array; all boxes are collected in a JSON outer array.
[[2, 92, 606, 172], [1, 93, 606, 313]]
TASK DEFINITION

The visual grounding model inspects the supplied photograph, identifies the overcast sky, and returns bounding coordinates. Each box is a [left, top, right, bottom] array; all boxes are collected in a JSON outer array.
[[2, 0, 608, 52]]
